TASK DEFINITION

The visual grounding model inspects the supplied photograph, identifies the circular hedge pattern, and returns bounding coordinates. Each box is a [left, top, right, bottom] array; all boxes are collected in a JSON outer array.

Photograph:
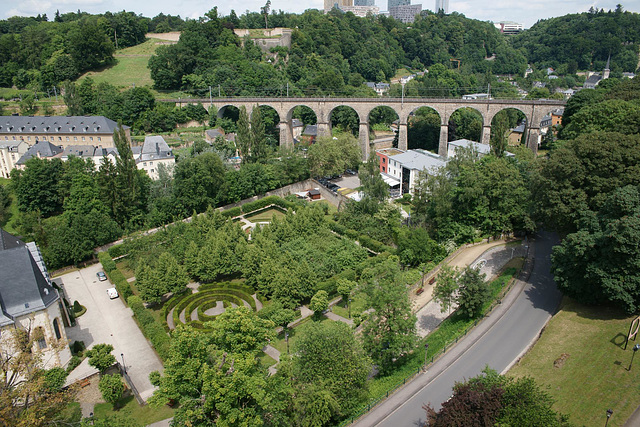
[[166, 284, 258, 330]]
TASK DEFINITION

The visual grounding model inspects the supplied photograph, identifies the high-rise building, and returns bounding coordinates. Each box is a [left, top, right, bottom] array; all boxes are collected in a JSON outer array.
[[435, 0, 449, 13], [389, 0, 411, 9], [354, 0, 375, 5]]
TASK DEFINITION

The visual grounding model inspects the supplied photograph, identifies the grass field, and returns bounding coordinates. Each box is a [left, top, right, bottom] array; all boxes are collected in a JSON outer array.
[[93, 394, 174, 425], [245, 208, 286, 222], [509, 298, 640, 427]]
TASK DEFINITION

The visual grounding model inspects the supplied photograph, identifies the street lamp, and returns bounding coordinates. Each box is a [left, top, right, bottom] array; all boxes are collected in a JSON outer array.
[[348, 298, 352, 319], [423, 343, 429, 371], [121, 353, 126, 374], [628, 344, 640, 371], [285, 331, 289, 354], [605, 409, 613, 427]]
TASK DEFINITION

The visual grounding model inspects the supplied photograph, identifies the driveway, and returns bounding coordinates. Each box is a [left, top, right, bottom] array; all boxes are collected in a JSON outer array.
[[60, 263, 163, 401]]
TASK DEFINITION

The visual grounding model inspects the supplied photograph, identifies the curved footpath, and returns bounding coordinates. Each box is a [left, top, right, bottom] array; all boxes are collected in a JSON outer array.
[[353, 231, 562, 427]]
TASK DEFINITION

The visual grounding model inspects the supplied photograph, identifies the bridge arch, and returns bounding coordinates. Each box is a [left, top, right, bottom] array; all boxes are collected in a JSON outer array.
[[283, 105, 318, 148], [407, 106, 442, 153], [368, 106, 400, 152], [448, 107, 485, 146], [252, 105, 281, 150]]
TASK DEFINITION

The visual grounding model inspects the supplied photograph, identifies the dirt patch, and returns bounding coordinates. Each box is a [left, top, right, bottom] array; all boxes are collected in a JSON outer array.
[[76, 373, 104, 404], [553, 353, 570, 369]]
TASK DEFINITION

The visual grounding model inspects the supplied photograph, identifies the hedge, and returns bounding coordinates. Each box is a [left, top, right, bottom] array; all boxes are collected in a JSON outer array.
[[172, 290, 255, 327], [221, 206, 242, 218], [98, 252, 116, 273], [107, 244, 127, 259], [326, 219, 396, 255], [161, 290, 191, 323], [98, 252, 134, 304], [220, 196, 297, 219], [128, 296, 170, 360]]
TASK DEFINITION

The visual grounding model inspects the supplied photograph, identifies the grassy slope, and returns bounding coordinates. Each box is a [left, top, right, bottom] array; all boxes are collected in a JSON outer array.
[[93, 394, 174, 425], [78, 38, 164, 88], [509, 298, 640, 427]]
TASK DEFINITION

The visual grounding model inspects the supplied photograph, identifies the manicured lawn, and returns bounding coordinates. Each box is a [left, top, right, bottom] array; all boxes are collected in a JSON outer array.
[[245, 208, 286, 222], [258, 352, 278, 368], [80, 55, 154, 88], [331, 292, 368, 319], [271, 316, 332, 354], [509, 298, 640, 427], [93, 394, 175, 425]]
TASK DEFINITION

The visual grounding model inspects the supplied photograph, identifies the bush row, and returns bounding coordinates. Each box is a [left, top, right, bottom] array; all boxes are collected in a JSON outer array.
[[161, 290, 191, 328], [98, 252, 133, 304], [221, 195, 298, 219], [107, 244, 127, 259], [172, 290, 255, 327], [326, 220, 396, 255], [197, 294, 244, 322], [127, 296, 170, 360], [199, 281, 256, 295]]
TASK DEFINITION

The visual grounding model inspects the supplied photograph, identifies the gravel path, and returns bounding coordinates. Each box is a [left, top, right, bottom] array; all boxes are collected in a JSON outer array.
[[166, 308, 175, 329]]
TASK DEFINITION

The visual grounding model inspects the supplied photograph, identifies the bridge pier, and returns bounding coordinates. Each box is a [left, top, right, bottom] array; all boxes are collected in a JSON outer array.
[[317, 122, 331, 138], [359, 122, 370, 160], [398, 123, 408, 151], [527, 128, 540, 155], [481, 125, 491, 146], [438, 124, 448, 157], [279, 121, 293, 149]]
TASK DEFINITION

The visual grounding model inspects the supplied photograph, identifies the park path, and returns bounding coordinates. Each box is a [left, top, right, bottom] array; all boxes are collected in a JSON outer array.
[[325, 311, 354, 325]]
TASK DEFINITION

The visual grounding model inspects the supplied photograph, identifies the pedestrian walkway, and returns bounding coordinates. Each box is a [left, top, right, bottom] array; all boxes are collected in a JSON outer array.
[[325, 311, 354, 325]]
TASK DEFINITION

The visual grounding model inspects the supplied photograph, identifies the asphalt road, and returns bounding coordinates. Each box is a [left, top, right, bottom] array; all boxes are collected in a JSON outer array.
[[354, 231, 562, 427]]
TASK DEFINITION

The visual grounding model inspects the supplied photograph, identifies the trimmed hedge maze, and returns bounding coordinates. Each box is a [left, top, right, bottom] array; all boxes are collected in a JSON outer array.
[[165, 283, 260, 330]]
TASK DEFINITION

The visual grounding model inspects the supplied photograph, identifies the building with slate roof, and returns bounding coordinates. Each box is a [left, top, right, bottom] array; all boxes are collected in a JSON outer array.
[[448, 139, 514, 158], [0, 229, 72, 369], [583, 56, 611, 89], [0, 116, 129, 149], [15, 140, 64, 168], [136, 135, 175, 180]]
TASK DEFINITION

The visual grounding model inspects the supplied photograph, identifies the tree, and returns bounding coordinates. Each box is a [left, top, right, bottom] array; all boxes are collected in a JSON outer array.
[[98, 374, 124, 408], [362, 255, 417, 373], [490, 111, 510, 157], [0, 326, 77, 427], [433, 265, 459, 314], [552, 185, 640, 313], [292, 321, 371, 419], [0, 184, 13, 224], [113, 123, 149, 227], [260, 0, 271, 29], [19, 94, 38, 115], [358, 154, 388, 213], [10, 157, 64, 217], [425, 367, 571, 427], [257, 300, 296, 329], [174, 151, 226, 212], [208, 307, 275, 354], [336, 279, 356, 303], [532, 132, 640, 233], [149, 325, 282, 425], [309, 290, 329, 314], [307, 134, 361, 178], [456, 266, 489, 319], [395, 226, 446, 267], [86, 343, 116, 373], [237, 106, 251, 163]]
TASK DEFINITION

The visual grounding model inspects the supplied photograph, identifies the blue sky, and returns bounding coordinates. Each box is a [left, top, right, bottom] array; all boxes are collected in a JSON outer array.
[[2, 0, 639, 29]]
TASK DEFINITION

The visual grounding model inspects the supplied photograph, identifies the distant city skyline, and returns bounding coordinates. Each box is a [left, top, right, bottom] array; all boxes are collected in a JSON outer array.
[[2, 1, 638, 29]]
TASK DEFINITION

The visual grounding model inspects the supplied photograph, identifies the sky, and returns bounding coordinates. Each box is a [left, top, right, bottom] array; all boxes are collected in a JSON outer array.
[[1, 0, 639, 29]]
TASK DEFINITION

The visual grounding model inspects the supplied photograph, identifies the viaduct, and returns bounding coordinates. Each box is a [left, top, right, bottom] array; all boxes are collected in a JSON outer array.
[[166, 97, 566, 159]]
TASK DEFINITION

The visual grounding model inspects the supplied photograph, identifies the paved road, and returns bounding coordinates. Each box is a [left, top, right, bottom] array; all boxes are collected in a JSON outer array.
[[354, 231, 562, 427], [60, 263, 163, 401]]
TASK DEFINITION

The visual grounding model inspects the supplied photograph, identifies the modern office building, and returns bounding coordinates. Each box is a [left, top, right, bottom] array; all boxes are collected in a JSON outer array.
[[435, 0, 449, 13], [493, 21, 524, 34], [354, 0, 375, 5], [324, 0, 353, 12]]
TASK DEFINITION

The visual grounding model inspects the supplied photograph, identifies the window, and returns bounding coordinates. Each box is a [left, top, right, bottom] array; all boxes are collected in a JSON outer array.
[[53, 319, 61, 340], [382, 166, 386, 172], [90, 137, 93, 141], [382, 158, 386, 163], [98, 137, 101, 142], [143, 162, 147, 166], [28, 137, 31, 141], [43, 136, 47, 141], [58, 137, 62, 141], [74, 137, 77, 141], [35, 327, 47, 349], [150, 161, 153, 165], [82, 137, 85, 141], [66, 137, 69, 141]]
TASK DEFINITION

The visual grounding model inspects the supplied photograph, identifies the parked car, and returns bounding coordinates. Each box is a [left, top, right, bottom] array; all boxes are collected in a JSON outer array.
[[97, 271, 107, 281], [106, 288, 119, 299]]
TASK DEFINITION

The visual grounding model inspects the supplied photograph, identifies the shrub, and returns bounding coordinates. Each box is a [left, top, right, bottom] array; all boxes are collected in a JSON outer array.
[[106, 269, 133, 303], [71, 340, 85, 355], [98, 252, 117, 273], [99, 374, 125, 408], [128, 296, 170, 360], [107, 244, 127, 259], [86, 343, 115, 373], [44, 367, 68, 391], [66, 355, 83, 373], [222, 206, 242, 218]]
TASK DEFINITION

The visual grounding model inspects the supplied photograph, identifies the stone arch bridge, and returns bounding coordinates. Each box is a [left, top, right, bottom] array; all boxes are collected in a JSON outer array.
[[168, 97, 566, 159]]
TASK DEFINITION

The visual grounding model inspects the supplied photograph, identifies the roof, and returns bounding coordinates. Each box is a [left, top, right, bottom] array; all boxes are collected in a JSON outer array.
[[206, 128, 225, 139], [449, 139, 491, 155], [302, 125, 318, 136], [292, 119, 303, 127], [138, 136, 174, 162], [63, 145, 96, 158], [377, 148, 405, 157], [584, 74, 602, 87], [0, 116, 125, 135], [389, 149, 447, 172], [16, 140, 63, 165], [512, 124, 526, 133], [0, 230, 58, 326]]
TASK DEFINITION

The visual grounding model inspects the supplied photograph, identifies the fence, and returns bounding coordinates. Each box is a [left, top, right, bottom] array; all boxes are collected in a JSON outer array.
[[118, 362, 145, 406]]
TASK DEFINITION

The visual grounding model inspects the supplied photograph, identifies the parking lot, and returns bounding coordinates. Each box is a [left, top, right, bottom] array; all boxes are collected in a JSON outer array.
[[60, 263, 163, 401]]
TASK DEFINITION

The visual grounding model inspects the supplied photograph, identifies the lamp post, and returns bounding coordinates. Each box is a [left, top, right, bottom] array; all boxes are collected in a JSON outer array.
[[285, 331, 289, 354], [628, 344, 640, 371], [348, 298, 352, 319], [121, 353, 126, 374], [423, 343, 429, 371], [605, 408, 613, 427]]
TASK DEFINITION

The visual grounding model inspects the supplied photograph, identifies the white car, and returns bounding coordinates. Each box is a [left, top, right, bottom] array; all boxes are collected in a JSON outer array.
[[106, 288, 119, 299]]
